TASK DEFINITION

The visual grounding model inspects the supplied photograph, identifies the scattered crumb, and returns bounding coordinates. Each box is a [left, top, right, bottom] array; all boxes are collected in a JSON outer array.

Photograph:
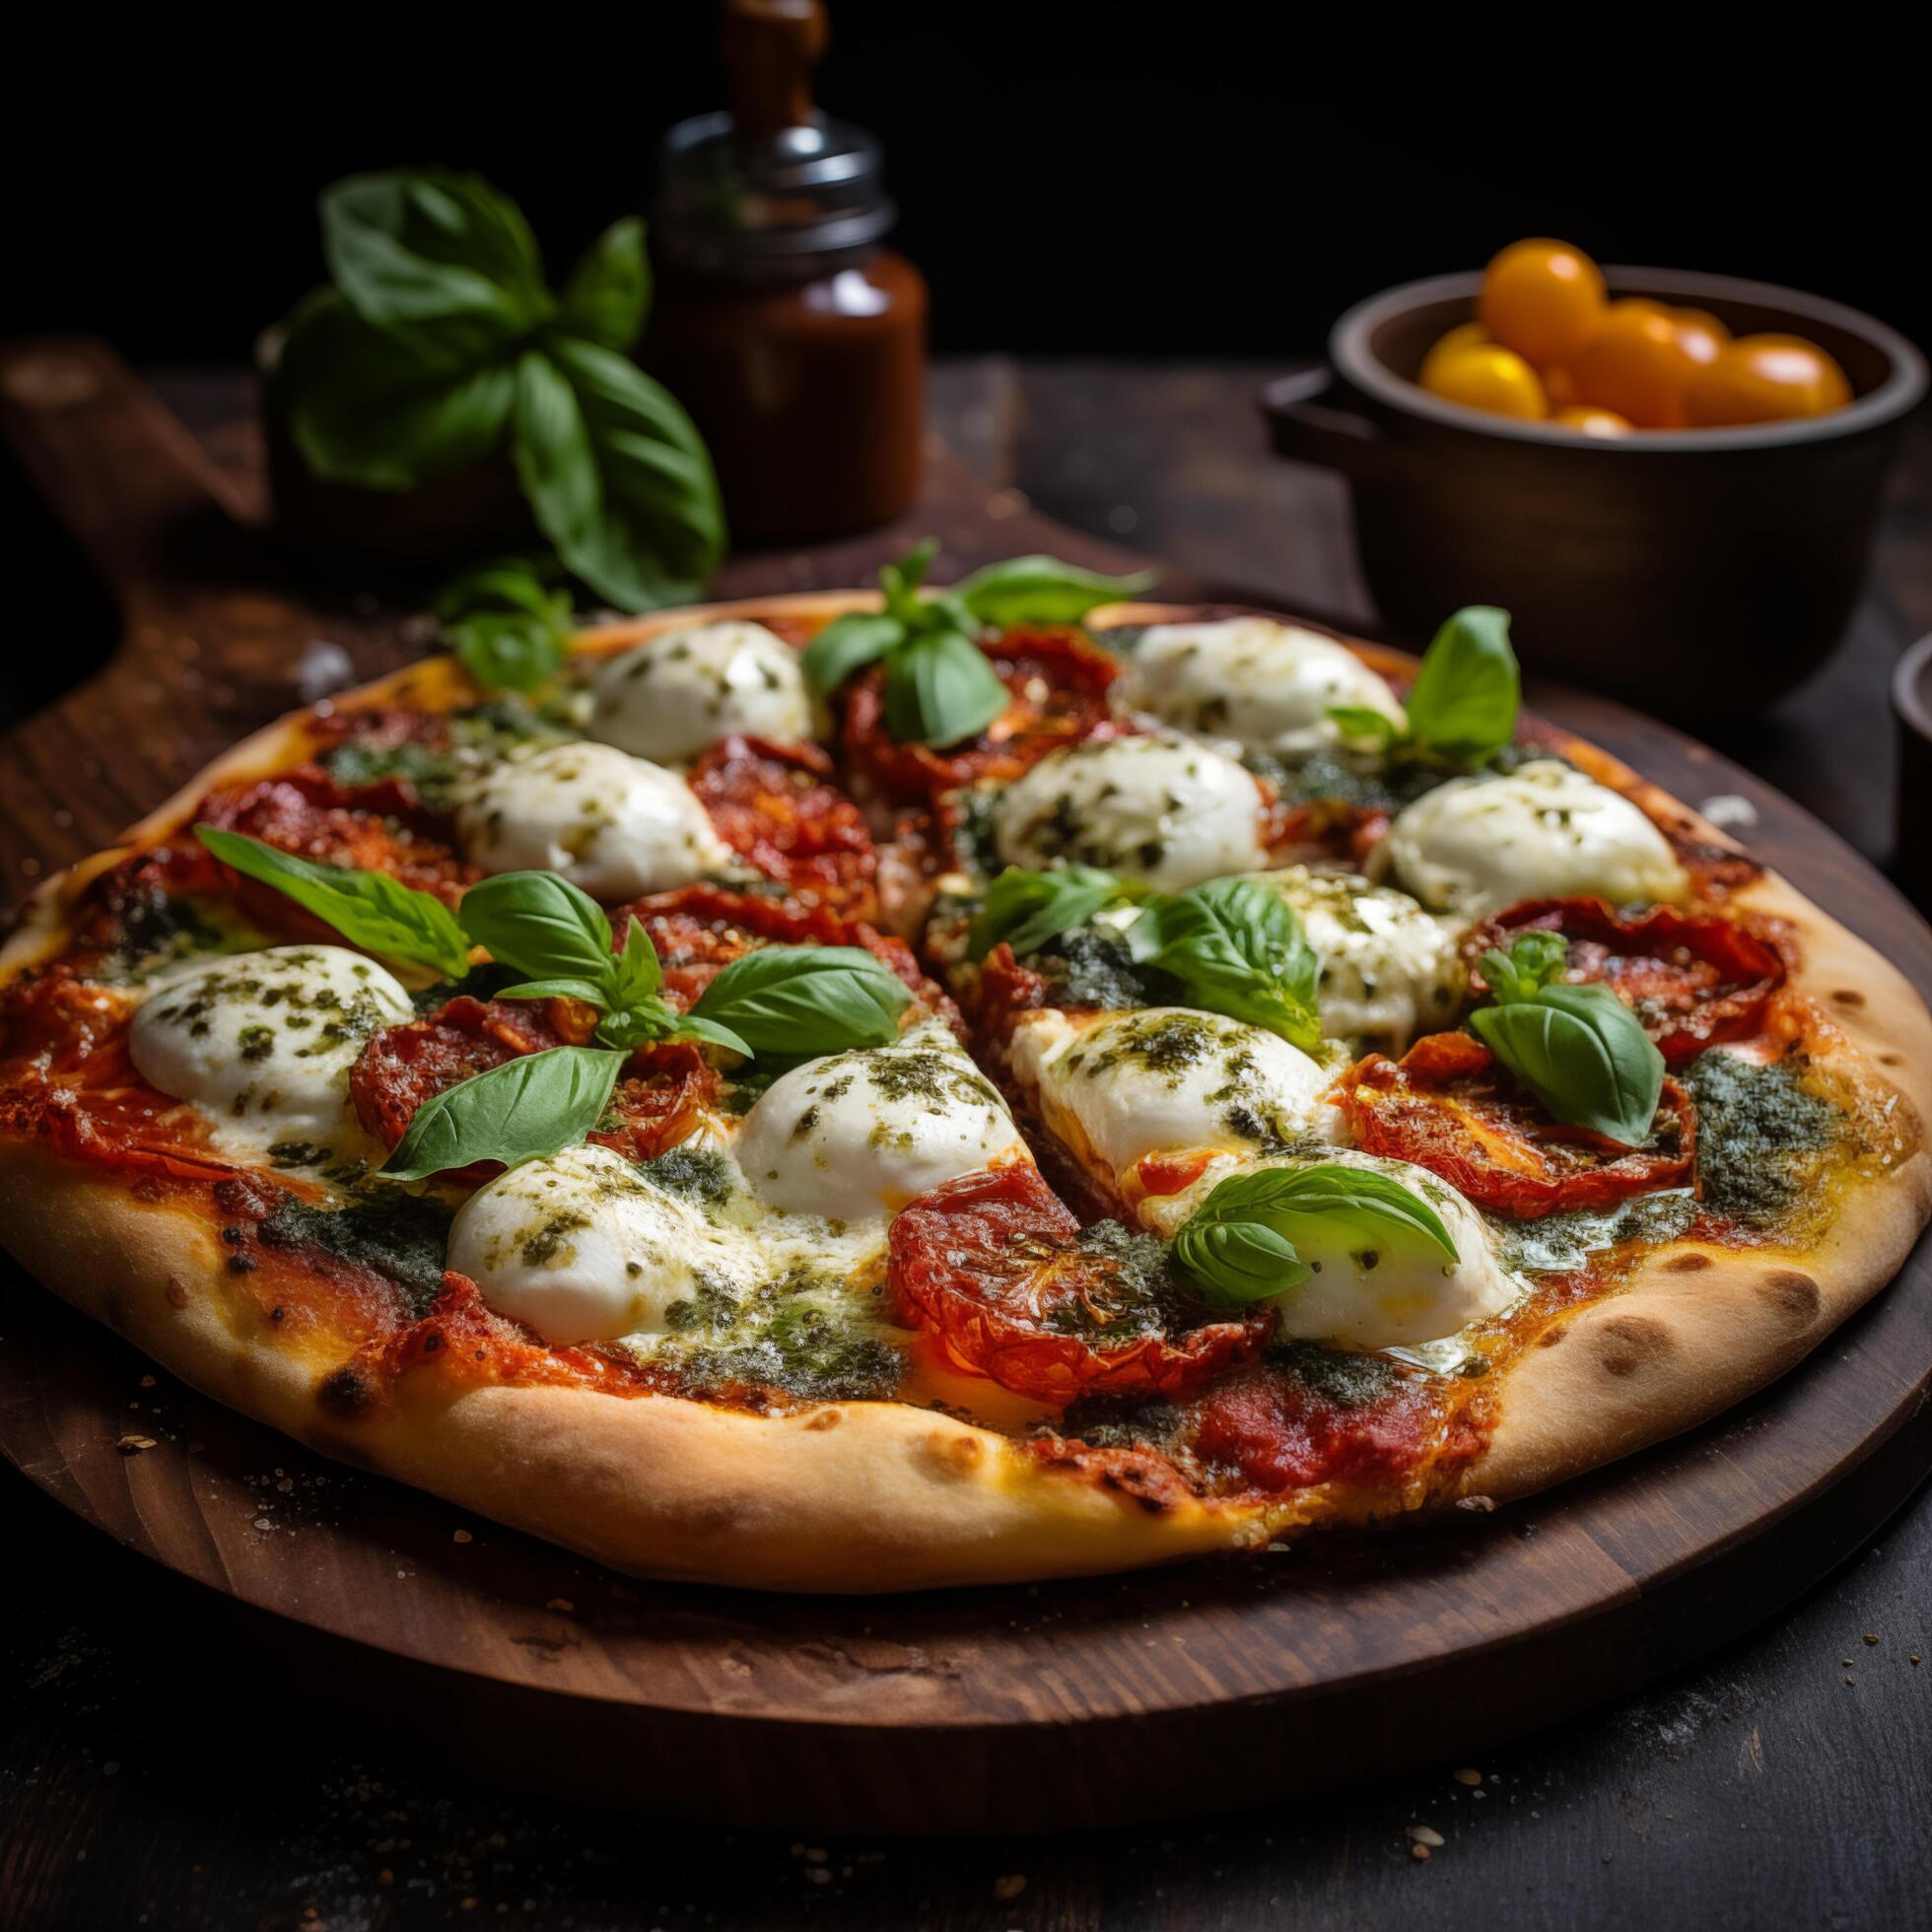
[[1410, 1844, 1431, 1862], [545, 1599, 575, 1615], [138, 1374, 156, 1388], [994, 1874, 1027, 1900], [1452, 1767, 1482, 1787], [115, 1435, 158, 1454], [1863, 1633, 1879, 1646], [1407, 1826, 1444, 1847], [452, 1529, 473, 1545]]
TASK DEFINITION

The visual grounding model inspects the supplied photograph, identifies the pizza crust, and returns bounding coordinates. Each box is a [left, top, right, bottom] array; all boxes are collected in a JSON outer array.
[[3, 590, 1929, 1587]]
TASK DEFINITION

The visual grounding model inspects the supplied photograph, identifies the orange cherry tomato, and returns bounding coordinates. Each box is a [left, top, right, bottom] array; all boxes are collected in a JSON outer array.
[[1418, 321, 1491, 390], [1573, 299, 1699, 429], [1553, 405, 1632, 437], [1421, 343, 1549, 420], [1683, 333, 1853, 427], [1674, 308, 1729, 370], [1480, 240, 1608, 371]]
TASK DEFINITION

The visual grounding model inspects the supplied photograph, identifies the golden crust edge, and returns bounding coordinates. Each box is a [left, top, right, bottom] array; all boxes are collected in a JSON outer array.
[[0, 1142, 1249, 1593]]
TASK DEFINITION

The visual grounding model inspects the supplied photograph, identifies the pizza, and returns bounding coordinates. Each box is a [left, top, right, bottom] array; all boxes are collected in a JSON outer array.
[[2, 550, 1927, 1592]]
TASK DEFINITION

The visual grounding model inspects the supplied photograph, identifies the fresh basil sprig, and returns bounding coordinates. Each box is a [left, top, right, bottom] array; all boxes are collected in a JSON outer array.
[[1173, 1163, 1459, 1306], [195, 827, 471, 979], [801, 541, 1154, 747], [433, 556, 574, 692], [1128, 878, 1323, 1052], [1469, 932, 1665, 1146], [456, 871, 749, 1058], [383, 1045, 625, 1181], [964, 864, 1143, 963], [690, 945, 911, 1057], [279, 170, 722, 613], [1328, 605, 1520, 768]]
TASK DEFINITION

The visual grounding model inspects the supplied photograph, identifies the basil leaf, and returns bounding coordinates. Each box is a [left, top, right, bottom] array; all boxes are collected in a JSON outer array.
[[878, 539, 938, 625], [801, 612, 903, 697], [512, 341, 724, 613], [1476, 931, 1568, 1004], [1172, 1161, 1459, 1305], [664, 1011, 755, 1059], [457, 871, 615, 999], [1326, 704, 1402, 750], [1403, 605, 1520, 763], [279, 290, 516, 492], [611, 917, 663, 1006], [381, 1045, 624, 1180], [495, 977, 612, 1006], [557, 216, 651, 351], [1128, 878, 1322, 1051], [691, 945, 911, 1056], [321, 170, 551, 361], [445, 604, 574, 692], [1171, 1218, 1312, 1305], [951, 554, 1155, 628], [193, 827, 470, 979], [883, 628, 1009, 747], [1471, 984, 1664, 1146], [965, 865, 1133, 962]]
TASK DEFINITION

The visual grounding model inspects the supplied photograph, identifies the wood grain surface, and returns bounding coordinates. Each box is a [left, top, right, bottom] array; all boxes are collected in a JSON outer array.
[[2, 344, 1929, 1869]]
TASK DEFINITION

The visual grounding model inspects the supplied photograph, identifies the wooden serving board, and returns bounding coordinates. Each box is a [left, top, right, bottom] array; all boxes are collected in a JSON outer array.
[[3, 338, 1930, 1836]]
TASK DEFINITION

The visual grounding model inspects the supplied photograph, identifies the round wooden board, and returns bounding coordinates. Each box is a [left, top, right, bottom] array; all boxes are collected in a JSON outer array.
[[1, 341, 1929, 1836]]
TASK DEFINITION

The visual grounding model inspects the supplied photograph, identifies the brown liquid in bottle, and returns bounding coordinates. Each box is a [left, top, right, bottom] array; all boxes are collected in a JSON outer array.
[[647, 0, 927, 547]]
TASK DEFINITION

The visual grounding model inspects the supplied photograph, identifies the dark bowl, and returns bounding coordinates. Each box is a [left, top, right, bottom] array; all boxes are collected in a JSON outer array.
[[1262, 268, 1926, 719]]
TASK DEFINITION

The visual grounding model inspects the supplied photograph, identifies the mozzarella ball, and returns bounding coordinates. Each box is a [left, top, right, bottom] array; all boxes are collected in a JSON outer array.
[[1246, 867, 1463, 1052], [448, 1143, 757, 1345], [1384, 760, 1689, 915], [455, 741, 734, 900], [1011, 1006, 1331, 1185], [991, 735, 1268, 892], [735, 1023, 1027, 1220], [586, 622, 811, 763], [129, 945, 411, 1156], [1145, 1151, 1521, 1349], [1114, 618, 1406, 758]]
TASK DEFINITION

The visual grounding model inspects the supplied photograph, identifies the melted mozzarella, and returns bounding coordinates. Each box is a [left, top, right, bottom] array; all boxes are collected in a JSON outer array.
[[1247, 867, 1463, 1052], [1385, 760, 1689, 915], [734, 1021, 1027, 1220], [586, 621, 811, 763], [1011, 1007, 1333, 1192], [448, 1143, 758, 1345], [1114, 618, 1406, 758], [1143, 1151, 1521, 1349], [991, 735, 1268, 891], [128, 945, 410, 1157], [455, 741, 733, 899]]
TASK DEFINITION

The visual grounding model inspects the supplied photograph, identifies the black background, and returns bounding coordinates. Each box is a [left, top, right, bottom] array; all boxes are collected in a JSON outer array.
[[9, 4, 1923, 364]]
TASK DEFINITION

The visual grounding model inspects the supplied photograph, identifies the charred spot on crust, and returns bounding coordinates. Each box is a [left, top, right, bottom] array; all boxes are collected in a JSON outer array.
[[1759, 1269, 1823, 1324], [1594, 1313, 1674, 1377], [317, 1364, 377, 1417], [1664, 1252, 1712, 1272]]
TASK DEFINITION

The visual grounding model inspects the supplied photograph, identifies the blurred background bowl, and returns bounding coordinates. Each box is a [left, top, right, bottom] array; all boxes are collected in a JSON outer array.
[[1263, 269, 1926, 720]]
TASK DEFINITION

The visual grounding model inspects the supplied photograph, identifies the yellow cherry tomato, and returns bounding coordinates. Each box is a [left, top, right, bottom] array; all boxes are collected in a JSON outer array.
[[1683, 334, 1853, 427], [1674, 308, 1729, 370], [1421, 343, 1549, 420], [1479, 239, 1608, 371], [1542, 364, 1580, 410], [1418, 320, 1491, 389], [1573, 299, 1699, 429], [1553, 404, 1633, 438]]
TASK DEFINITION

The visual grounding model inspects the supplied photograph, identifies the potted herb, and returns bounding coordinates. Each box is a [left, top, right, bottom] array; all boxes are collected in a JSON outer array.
[[261, 169, 724, 609]]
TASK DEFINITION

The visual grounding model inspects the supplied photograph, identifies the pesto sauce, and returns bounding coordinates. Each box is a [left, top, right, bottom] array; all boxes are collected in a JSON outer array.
[[1495, 1189, 1699, 1275], [637, 1144, 737, 1213], [322, 696, 584, 809], [1685, 1052, 1843, 1229], [258, 1188, 455, 1314]]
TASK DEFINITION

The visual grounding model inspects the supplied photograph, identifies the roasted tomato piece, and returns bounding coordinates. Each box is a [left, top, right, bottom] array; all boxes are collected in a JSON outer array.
[[888, 1163, 1272, 1404], [197, 769, 473, 908], [1336, 1032, 1695, 1219], [351, 996, 719, 1180], [842, 627, 1123, 809], [1184, 1348, 1484, 1495], [1473, 897, 1784, 1065], [686, 735, 878, 917], [611, 882, 941, 1014], [1269, 798, 1389, 870]]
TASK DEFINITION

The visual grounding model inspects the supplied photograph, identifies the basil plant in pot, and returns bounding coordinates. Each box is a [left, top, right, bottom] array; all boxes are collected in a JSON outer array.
[[261, 169, 725, 609]]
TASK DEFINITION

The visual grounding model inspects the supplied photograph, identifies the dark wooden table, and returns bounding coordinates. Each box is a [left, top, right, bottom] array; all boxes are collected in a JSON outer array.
[[2, 362, 1927, 1931]]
